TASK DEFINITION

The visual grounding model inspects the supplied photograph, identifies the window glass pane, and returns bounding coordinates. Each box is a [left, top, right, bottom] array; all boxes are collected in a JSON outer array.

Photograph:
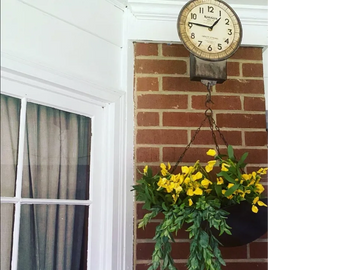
[[1, 94, 21, 197], [22, 102, 91, 200], [1, 203, 15, 270], [18, 204, 88, 270]]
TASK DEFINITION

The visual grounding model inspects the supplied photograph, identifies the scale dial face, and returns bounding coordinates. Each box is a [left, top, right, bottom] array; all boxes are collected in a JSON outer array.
[[177, 0, 242, 61]]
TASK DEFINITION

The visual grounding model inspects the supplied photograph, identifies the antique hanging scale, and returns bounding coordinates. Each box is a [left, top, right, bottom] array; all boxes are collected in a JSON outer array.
[[177, 0, 242, 83], [171, 0, 243, 170]]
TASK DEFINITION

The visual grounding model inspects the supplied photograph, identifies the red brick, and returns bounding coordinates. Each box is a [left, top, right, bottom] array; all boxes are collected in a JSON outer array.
[[191, 129, 242, 146], [162, 44, 189, 57], [135, 59, 187, 74], [192, 95, 241, 110], [163, 112, 208, 127], [216, 113, 266, 129], [249, 242, 268, 258], [234, 149, 268, 164], [137, 94, 188, 109], [231, 47, 263, 60], [136, 129, 188, 145], [222, 262, 268, 270], [136, 147, 160, 163], [137, 112, 159, 126], [139, 225, 189, 240], [227, 61, 240, 76], [136, 77, 159, 92], [216, 79, 264, 94], [163, 147, 213, 163], [219, 245, 247, 259], [243, 63, 264, 77], [162, 77, 204, 92], [244, 97, 266, 111], [136, 243, 155, 260], [134, 43, 159, 56], [136, 242, 190, 260], [245, 131, 268, 147]]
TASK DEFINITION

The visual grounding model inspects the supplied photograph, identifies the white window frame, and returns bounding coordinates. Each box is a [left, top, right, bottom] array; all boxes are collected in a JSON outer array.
[[0, 56, 132, 269]]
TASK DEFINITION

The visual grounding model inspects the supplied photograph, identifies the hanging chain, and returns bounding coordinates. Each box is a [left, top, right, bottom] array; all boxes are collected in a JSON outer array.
[[170, 80, 229, 173]]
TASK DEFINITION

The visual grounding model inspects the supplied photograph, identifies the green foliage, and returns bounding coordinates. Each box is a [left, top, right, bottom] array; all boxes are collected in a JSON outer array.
[[132, 146, 268, 270]]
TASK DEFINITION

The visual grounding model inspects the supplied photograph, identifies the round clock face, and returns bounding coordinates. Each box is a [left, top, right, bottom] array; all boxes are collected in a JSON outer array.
[[177, 0, 242, 61]]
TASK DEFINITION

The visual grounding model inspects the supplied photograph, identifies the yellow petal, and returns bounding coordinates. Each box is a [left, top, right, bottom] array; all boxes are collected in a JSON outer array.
[[187, 188, 194, 196], [206, 149, 216, 157], [201, 179, 212, 188], [188, 199, 193, 206], [255, 184, 265, 194], [194, 188, 203, 195], [192, 172, 203, 181], [257, 200, 268, 207], [167, 162, 171, 170], [221, 163, 230, 172], [160, 163, 166, 170], [143, 165, 148, 174], [217, 177, 224, 185], [253, 197, 259, 204], [252, 205, 259, 213], [227, 183, 234, 189], [181, 166, 189, 174]]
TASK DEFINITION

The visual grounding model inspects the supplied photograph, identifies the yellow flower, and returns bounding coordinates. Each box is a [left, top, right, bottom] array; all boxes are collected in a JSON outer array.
[[157, 178, 167, 188], [257, 168, 268, 175], [205, 160, 216, 173], [174, 185, 183, 194], [172, 194, 179, 203], [165, 182, 175, 193], [206, 149, 216, 157], [167, 162, 171, 170], [188, 199, 193, 206], [205, 189, 212, 194], [201, 179, 212, 189], [160, 163, 168, 176], [192, 172, 203, 181], [252, 197, 268, 213], [193, 188, 203, 195], [217, 177, 224, 185], [255, 184, 265, 194], [242, 174, 251, 181], [221, 163, 230, 172], [184, 177, 191, 185], [227, 183, 234, 189], [143, 165, 148, 174]]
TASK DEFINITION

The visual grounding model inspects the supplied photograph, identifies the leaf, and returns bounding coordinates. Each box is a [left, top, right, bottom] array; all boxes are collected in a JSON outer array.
[[239, 152, 249, 165], [217, 171, 236, 183], [227, 145, 235, 160], [199, 230, 209, 248], [224, 183, 239, 197]]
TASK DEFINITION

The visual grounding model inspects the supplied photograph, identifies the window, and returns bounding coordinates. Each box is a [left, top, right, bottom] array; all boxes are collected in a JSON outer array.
[[1, 94, 91, 269], [0, 76, 111, 269]]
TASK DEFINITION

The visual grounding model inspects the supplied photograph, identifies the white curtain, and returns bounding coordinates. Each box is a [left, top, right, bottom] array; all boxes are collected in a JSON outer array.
[[1, 95, 90, 270]]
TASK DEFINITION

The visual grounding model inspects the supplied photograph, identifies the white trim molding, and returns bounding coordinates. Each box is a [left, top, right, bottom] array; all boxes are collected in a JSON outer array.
[[1, 51, 123, 106], [125, 1, 267, 46]]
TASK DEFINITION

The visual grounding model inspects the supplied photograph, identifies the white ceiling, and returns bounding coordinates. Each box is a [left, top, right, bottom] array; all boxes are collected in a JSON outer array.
[[127, 0, 267, 5]]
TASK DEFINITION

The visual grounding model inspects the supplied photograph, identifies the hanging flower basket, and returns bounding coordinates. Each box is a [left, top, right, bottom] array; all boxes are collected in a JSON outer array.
[[132, 145, 268, 270], [202, 198, 268, 247]]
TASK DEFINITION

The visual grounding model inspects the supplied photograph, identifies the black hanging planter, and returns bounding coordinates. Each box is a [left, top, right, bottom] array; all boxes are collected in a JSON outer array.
[[205, 198, 268, 247]]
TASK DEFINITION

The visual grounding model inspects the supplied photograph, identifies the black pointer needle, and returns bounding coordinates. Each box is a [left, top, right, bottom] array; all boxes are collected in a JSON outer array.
[[189, 22, 211, 28], [209, 17, 221, 30]]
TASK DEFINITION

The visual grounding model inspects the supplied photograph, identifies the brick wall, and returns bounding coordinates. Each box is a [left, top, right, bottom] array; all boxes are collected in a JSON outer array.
[[133, 42, 268, 270]]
